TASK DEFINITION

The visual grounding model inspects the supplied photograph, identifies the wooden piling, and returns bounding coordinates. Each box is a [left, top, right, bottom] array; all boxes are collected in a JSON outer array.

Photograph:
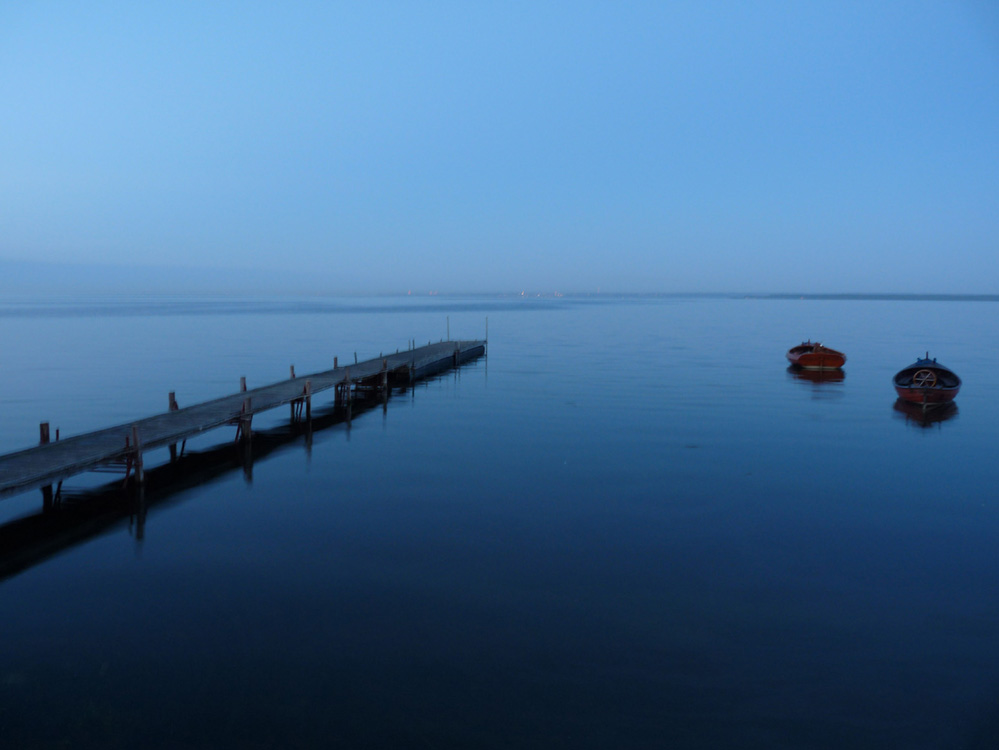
[[239, 398, 252, 441], [169, 392, 180, 460], [131, 424, 144, 484]]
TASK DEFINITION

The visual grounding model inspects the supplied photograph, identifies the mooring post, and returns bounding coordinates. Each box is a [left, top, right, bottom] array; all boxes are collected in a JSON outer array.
[[354, 352, 358, 364], [240, 377, 247, 392], [290, 365, 296, 379], [39, 422, 50, 445], [447, 315, 450, 341], [305, 379, 312, 421], [334, 356, 338, 369]]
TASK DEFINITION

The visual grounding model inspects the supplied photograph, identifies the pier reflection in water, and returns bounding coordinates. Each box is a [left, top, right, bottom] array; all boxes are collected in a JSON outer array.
[[0, 386, 402, 585]]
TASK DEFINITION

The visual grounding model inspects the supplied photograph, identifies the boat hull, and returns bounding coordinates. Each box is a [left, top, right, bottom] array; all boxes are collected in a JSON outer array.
[[894, 385, 959, 405], [892, 356, 961, 406], [786, 344, 846, 370], [787, 351, 846, 370]]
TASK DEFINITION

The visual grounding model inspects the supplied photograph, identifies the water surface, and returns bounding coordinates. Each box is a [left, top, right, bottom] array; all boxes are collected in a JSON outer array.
[[1, 295, 997, 748]]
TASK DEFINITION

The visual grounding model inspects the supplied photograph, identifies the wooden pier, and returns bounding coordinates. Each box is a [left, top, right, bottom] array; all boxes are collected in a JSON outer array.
[[0, 340, 485, 500]]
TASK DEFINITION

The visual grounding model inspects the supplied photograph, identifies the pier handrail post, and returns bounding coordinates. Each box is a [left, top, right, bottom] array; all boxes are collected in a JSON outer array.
[[240, 377, 247, 392], [39, 422, 50, 445], [290, 365, 296, 379]]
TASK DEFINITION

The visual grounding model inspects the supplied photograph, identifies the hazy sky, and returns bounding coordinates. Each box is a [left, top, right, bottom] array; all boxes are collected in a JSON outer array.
[[2, 1, 997, 294]]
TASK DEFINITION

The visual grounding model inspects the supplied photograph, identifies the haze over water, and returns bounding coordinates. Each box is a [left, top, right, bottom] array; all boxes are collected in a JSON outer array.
[[1, 294, 997, 748]]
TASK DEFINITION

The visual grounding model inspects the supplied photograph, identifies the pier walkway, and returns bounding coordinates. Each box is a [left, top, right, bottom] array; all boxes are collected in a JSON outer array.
[[0, 340, 485, 499]]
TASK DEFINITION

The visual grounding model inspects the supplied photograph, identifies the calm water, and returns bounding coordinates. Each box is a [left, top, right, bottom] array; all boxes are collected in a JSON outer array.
[[1, 294, 998, 749]]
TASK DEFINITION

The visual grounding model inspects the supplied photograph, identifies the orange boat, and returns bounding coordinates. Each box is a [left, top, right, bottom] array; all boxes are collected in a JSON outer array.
[[786, 341, 846, 370]]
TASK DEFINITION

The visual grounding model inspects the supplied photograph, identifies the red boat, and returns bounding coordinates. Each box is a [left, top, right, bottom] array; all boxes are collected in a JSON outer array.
[[786, 341, 846, 370], [893, 354, 961, 405]]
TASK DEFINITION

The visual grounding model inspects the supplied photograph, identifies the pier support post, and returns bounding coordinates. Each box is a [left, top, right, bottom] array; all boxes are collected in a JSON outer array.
[[133, 485, 147, 541], [131, 424, 144, 484], [241, 437, 253, 484], [236, 398, 253, 442], [169, 392, 180, 460], [41, 484, 53, 512], [38, 423, 55, 510]]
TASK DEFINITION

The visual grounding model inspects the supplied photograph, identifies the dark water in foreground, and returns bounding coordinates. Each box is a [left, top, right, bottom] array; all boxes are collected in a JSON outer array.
[[1, 295, 998, 749]]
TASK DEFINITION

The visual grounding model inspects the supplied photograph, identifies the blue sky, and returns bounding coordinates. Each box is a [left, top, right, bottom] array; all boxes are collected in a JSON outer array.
[[1, 1, 997, 294]]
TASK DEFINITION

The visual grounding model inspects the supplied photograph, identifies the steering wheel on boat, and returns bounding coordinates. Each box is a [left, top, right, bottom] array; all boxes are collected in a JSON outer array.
[[912, 369, 937, 388]]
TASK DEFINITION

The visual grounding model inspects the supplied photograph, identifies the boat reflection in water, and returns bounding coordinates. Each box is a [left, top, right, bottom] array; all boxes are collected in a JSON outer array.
[[787, 366, 846, 384], [892, 398, 958, 429], [786, 366, 844, 401]]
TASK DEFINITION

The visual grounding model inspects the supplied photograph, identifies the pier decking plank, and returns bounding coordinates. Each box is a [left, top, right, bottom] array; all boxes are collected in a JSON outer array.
[[0, 340, 485, 498]]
